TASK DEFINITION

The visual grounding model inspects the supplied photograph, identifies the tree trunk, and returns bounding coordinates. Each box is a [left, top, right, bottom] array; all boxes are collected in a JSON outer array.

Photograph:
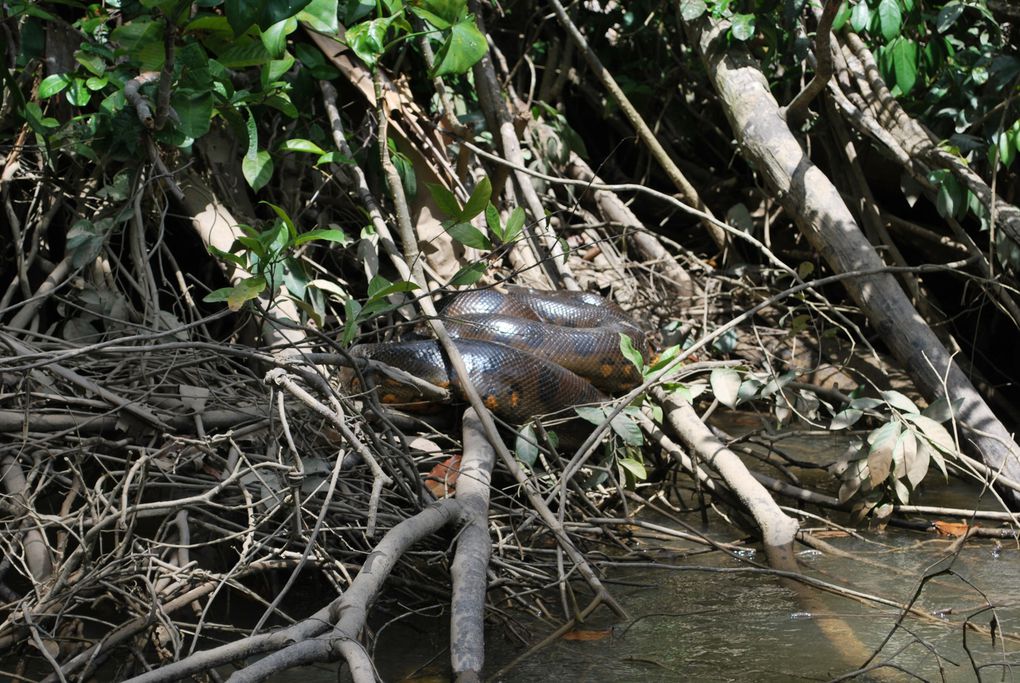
[[687, 17, 1020, 504]]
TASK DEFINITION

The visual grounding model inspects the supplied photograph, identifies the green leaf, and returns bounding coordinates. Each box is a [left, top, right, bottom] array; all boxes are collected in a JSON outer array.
[[679, 0, 706, 21], [345, 16, 394, 67], [204, 275, 268, 310], [515, 424, 539, 467], [308, 278, 348, 299], [39, 73, 72, 99], [74, 50, 106, 77], [730, 13, 755, 41], [832, 1, 852, 31], [449, 262, 487, 286], [409, 6, 451, 30], [260, 17, 296, 57], [868, 420, 900, 447], [484, 203, 501, 239], [877, 0, 902, 40], [297, 0, 340, 34], [316, 151, 355, 166], [263, 94, 299, 118], [850, 1, 870, 33], [65, 79, 92, 106], [881, 389, 919, 414], [849, 397, 883, 411], [867, 422, 900, 486], [710, 367, 741, 408], [342, 298, 362, 344], [428, 182, 462, 218], [235, 235, 267, 259], [446, 222, 491, 250], [830, 408, 863, 430], [891, 37, 917, 95], [66, 219, 106, 267], [280, 138, 327, 155], [503, 206, 525, 243], [225, 0, 314, 35], [294, 228, 349, 246], [242, 150, 274, 192], [366, 275, 418, 301], [172, 88, 213, 139], [433, 17, 487, 77], [901, 431, 929, 487], [261, 202, 298, 240], [735, 378, 762, 404], [903, 413, 956, 453], [207, 244, 247, 268], [422, 0, 468, 24], [610, 412, 643, 446], [461, 177, 491, 221], [646, 344, 681, 375], [216, 39, 273, 68], [922, 396, 963, 423], [619, 457, 647, 480], [935, 2, 964, 32], [575, 405, 605, 426], [112, 19, 166, 70], [264, 53, 296, 83], [619, 334, 644, 371], [934, 172, 965, 220]]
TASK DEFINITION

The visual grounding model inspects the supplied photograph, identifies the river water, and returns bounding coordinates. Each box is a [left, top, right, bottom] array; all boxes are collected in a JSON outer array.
[[279, 428, 1020, 682]]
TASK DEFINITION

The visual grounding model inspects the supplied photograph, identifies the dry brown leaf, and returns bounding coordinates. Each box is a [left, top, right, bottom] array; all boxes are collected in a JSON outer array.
[[562, 629, 612, 641], [932, 520, 969, 537], [424, 454, 462, 498]]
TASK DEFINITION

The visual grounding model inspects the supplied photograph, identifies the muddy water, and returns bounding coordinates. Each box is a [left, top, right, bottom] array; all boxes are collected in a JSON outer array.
[[347, 496, 1019, 683], [293, 425, 1020, 682]]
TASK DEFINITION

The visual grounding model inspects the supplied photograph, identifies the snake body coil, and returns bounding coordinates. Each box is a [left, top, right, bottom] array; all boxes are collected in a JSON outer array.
[[349, 287, 647, 422]]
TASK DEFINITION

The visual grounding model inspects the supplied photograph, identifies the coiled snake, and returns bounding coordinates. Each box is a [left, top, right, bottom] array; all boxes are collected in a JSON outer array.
[[348, 287, 648, 423]]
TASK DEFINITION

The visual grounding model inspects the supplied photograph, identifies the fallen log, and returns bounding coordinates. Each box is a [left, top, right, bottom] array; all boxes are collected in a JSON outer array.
[[685, 16, 1020, 505]]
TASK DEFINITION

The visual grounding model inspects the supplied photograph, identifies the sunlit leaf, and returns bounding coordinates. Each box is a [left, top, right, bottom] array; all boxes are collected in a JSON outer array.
[[904, 413, 956, 454], [280, 138, 326, 155], [619, 457, 647, 480], [433, 17, 487, 77], [461, 177, 491, 221], [345, 16, 394, 67], [503, 206, 525, 243], [619, 334, 644, 372], [515, 424, 538, 466], [903, 431, 930, 487], [877, 0, 902, 40], [297, 0, 340, 33], [294, 228, 349, 246], [679, 0, 706, 22], [730, 13, 755, 41], [39, 73, 72, 99], [710, 367, 741, 408], [881, 389, 919, 414], [242, 150, 274, 192]]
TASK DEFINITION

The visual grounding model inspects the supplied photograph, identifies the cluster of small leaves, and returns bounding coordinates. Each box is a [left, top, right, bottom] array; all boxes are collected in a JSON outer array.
[[338, 274, 420, 344], [708, 365, 962, 518], [344, 0, 487, 76], [679, 0, 788, 62], [427, 178, 526, 286], [205, 202, 348, 321], [15, 0, 486, 194], [829, 391, 960, 521]]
